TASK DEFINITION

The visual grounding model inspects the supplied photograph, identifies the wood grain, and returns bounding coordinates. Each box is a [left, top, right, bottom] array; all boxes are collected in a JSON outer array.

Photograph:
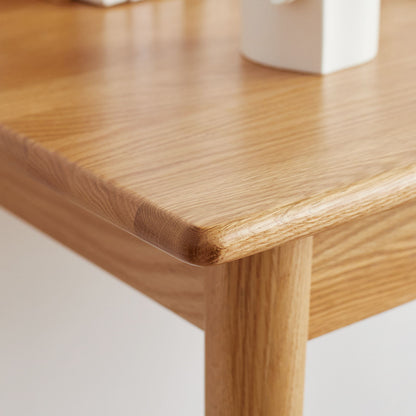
[[0, 0, 416, 264], [0, 155, 205, 328], [310, 201, 416, 338], [1, 151, 415, 335], [205, 239, 313, 416]]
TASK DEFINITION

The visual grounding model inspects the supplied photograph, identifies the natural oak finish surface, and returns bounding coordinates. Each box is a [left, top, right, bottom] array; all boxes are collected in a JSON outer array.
[[2, 152, 416, 335], [0, 156, 205, 327], [206, 239, 312, 416], [1, 0, 416, 265], [311, 201, 416, 338]]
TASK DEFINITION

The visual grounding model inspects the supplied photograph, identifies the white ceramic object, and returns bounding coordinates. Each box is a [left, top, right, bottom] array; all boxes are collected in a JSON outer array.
[[241, 0, 381, 74]]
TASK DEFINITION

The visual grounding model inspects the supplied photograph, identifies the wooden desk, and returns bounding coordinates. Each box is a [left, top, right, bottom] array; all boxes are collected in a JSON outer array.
[[1, 0, 415, 414]]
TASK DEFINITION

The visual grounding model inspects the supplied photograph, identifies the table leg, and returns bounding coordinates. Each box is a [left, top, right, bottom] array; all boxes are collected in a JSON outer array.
[[205, 237, 313, 416]]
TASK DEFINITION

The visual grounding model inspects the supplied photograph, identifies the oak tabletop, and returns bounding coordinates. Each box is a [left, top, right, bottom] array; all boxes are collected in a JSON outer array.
[[1, 0, 415, 265]]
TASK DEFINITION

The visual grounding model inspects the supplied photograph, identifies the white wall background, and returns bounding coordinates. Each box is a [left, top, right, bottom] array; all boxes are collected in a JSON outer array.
[[0, 207, 415, 416]]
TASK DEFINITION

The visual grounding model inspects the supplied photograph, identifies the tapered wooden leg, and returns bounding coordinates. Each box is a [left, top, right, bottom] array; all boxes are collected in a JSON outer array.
[[205, 237, 313, 416]]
